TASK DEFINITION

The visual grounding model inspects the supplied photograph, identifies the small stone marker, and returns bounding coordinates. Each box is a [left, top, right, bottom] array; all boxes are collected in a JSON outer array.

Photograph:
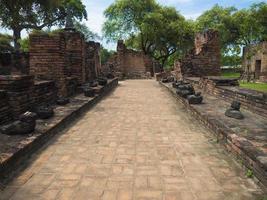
[[225, 101, 244, 120], [187, 92, 203, 104]]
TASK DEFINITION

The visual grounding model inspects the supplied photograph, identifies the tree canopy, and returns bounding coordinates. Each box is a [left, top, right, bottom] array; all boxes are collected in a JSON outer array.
[[0, 0, 87, 50], [103, 0, 194, 67]]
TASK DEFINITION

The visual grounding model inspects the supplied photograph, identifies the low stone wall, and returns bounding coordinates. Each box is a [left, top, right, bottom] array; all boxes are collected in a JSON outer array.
[[0, 91, 13, 125], [0, 75, 34, 119], [0, 76, 60, 121], [160, 81, 267, 190], [32, 81, 57, 107], [0, 78, 118, 181], [0, 52, 29, 75], [186, 77, 267, 118]]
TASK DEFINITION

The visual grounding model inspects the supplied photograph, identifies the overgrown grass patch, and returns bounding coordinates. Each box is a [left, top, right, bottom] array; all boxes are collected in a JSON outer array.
[[222, 71, 241, 78], [239, 82, 267, 93]]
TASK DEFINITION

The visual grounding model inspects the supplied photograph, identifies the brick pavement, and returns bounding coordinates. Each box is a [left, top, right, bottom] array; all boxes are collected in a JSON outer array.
[[0, 80, 264, 200]]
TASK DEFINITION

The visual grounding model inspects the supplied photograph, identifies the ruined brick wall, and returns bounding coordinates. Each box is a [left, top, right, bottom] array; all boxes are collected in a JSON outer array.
[[0, 52, 29, 75], [64, 31, 86, 84], [174, 30, 221, 78], [0, 75, 34, 119], [242, 42, 267, 82], [85, 41, 101, 80], [29, 33, 68, 96], [195, 76, 267, 118], [32, 80, 57, 107], [114, 40, 154, 79], [0, 90, 13, 125], [29, 31, 87, 97]]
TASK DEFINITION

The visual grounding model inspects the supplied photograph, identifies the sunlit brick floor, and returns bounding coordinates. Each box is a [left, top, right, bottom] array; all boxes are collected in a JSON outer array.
[[0, 80, 264, 200]]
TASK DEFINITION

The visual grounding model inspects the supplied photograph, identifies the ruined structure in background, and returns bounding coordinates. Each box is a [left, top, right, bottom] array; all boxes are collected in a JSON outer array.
[[29, 30, 101, 97], [103, 40, 161, 79], [174, 30, 221, 79], [242, 41, 267, 82], [0, 28, 102, 124]]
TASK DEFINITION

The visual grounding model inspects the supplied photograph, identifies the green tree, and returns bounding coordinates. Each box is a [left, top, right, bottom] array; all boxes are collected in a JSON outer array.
[[103, 0, 159, 45], [0, 33, 14, 52], [0, 0, 87, 50], [74, 22, 100, 41], [101, 47, 115, 64], [103, 0, 194, 67], [196, 5, 239, 54]]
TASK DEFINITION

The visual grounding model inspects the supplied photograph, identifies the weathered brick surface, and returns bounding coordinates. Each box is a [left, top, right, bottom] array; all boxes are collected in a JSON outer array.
[[191, 76, 267, 118], [0, 80, 263, 199], [174, 30, 221, 78], [161, 81, 267, 189], [0, 75, 34, 119], [104, 40, 159, 79], [0, 90, 12, 125], [0, 52, 29, 75], [243, 42, 267, 82], [32, 80, 57, 107], [29, 31, 101, 97], [85, 41, 101, 80], [29, 33, 68, 96]]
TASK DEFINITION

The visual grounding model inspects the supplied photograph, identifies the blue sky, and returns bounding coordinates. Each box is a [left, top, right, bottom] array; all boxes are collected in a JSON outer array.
[[0, 0, 266, 49]]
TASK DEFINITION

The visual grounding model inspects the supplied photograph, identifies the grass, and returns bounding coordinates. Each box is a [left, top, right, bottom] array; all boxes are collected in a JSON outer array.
[[222, 71, 241, 78], [239, 82, 267, 93], [222, 71, 267, 93]]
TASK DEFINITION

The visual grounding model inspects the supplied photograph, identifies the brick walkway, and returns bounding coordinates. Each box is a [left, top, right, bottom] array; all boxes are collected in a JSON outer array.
[[0, 80, 264, 200]]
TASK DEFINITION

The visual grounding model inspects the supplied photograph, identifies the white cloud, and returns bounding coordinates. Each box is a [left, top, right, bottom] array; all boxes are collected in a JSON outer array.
[[183, 12, 202, 20]]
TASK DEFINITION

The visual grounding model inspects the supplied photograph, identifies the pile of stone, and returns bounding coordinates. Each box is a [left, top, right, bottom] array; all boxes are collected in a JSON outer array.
[[56, 97, 70, 106], [0, 112, 37, 135], [97, 77, 108, 86], [173, 81, 203, 105], [225, 101, 244, 120], [161, 76, 175, 83], [35, 105, 54, 119]]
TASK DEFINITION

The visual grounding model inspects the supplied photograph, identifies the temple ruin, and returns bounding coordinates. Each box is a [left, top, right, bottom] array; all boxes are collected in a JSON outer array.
[[104, 40, 161, 79], [173, 29, 221, 79], [0, 28, 103, 124], [242, 41, 267, 82]]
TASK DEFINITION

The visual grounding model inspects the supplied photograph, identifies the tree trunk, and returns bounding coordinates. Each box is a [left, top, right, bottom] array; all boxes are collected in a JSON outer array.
[[13, 28, 22, 51]]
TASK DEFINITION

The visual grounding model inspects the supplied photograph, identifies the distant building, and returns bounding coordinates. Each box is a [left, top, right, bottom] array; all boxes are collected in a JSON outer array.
[[242, 41, 267, 82]]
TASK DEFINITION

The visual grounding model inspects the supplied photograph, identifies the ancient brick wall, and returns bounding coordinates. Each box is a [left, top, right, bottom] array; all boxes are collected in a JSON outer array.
[[0, 75, 34, 119], [0, 90, 13, 125], [108, 40, 155, 79], [29, 31, 87, 97], [0, 52, 29, 75], [242, 42, 267, 82], [174, 30, 221, 78], [194, 77, 267, 118], [29, 33, 68, 96], [32, 80, 57, 107], [85, 41, 101, 80], [64, 31, 86, 84]]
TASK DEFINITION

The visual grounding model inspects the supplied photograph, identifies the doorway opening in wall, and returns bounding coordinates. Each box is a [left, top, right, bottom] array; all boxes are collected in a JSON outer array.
[[255, 60, 261, 79]]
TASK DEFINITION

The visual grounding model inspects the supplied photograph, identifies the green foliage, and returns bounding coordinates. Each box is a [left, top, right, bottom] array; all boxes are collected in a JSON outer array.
[[101, 47, 115, 64], [74, 22, 100, 41], [196, 2, 267, 56], [0, 33, 14, 52], [0, 0, 87, 49], [240, 82, 267, 93], [246, 169, 254, 178], [103, 0, 194, 67], [222, 71, 240, 78], [19, 37, 29, 52]]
